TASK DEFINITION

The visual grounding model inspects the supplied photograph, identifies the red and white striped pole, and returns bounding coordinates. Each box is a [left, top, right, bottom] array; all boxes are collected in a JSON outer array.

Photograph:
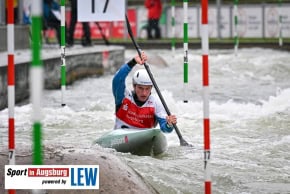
[[7, 0, 16, 166], [201, 0, 211, 194], [7, 1, 16, 194]]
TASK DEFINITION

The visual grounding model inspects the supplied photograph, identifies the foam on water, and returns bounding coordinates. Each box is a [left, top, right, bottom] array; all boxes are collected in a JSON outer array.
[[1, 48, 290, 193]]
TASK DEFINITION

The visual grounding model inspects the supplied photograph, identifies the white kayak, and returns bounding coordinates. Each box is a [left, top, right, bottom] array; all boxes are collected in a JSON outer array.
[[94, 128, 167, 156]]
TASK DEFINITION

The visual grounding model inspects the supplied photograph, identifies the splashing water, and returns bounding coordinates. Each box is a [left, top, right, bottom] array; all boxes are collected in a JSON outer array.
[[1, 48, 290, 193]]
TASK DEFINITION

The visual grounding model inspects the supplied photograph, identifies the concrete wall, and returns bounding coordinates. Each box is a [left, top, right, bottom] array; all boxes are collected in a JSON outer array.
[[0, 25, 31, 51], [0, 45, 125, 110]]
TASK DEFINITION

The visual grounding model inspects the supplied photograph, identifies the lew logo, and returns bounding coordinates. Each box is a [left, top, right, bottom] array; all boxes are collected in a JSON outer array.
[[71, 168, 98, 187], [5, 165, 100, 190]]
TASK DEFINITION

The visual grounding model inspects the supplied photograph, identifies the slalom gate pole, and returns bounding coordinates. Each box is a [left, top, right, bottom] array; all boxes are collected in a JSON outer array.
[[60, 0, 66, 106], [278, 0, 283, 46], [7, 0, 15, 166], [234, 0, 239, 55], [183, 0, 189, 103], [171, 0, 176, 55], [201, 1, 211, 193], [31, 0, 43, 166], [7, 1, 16, 193]]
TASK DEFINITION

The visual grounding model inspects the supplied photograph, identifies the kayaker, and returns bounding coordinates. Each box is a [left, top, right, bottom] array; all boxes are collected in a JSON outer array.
[[112, 51, 177, 133]]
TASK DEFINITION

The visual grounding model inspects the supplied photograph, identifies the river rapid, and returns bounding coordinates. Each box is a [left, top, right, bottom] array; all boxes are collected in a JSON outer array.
[[1, 48, 290, 193]]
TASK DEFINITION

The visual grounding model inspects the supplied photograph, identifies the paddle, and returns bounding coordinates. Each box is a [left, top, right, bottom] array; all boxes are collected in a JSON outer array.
[[125, 15, 192, 147]]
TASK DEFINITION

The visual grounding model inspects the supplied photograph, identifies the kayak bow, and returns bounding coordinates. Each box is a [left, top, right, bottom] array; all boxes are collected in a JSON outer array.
[[94, 128, 167, 156]]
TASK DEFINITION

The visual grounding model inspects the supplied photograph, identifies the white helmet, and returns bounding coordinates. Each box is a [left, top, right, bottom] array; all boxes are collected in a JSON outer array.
[[132, 69, 152, 86]]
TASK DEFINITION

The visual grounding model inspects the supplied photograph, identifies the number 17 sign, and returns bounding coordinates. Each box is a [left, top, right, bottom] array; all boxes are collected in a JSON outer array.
[[77, 0, 125, 22]]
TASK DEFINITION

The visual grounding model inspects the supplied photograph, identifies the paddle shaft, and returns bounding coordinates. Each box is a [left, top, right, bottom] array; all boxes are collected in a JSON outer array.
[[125, 15, 190, 146]]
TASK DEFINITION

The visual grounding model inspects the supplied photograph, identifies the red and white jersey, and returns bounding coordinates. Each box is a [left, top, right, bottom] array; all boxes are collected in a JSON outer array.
[[114, 89, 166, 129]]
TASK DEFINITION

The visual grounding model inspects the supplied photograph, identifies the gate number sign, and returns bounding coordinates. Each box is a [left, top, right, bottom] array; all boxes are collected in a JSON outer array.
[[78, 0, 125, 22]]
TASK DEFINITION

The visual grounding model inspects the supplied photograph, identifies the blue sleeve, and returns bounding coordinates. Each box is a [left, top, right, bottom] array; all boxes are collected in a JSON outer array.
[[112, 63, 133, 106], [156, 116, 173, 133]]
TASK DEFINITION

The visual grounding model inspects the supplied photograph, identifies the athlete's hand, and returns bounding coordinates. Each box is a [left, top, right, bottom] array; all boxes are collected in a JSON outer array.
[[166, 115, 177, 126], [134, 51, 147, 65]]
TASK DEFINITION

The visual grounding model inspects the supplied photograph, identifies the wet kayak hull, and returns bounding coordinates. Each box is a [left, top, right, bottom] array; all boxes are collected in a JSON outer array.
[[94, 128, 167, 156]]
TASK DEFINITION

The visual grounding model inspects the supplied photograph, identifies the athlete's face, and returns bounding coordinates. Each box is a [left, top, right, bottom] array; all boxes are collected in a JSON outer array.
[[134, 84, 153, 102]]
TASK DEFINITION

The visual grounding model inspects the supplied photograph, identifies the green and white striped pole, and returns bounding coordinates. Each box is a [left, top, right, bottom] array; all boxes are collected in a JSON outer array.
[[234, 0, 239, 55], [60, 0, 66, 106], [183, 0, 188, 103], [278, 0, 283, 46], [171, 0, 176, 55], [31, 0, 43, 166]]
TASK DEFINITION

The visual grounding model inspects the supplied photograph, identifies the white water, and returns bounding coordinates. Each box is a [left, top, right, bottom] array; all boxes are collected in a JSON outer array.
[[1, 48, 290, 193]]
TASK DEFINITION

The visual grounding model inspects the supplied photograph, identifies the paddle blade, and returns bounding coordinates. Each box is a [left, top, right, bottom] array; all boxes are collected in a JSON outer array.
[[180, 138, 193, 147]]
